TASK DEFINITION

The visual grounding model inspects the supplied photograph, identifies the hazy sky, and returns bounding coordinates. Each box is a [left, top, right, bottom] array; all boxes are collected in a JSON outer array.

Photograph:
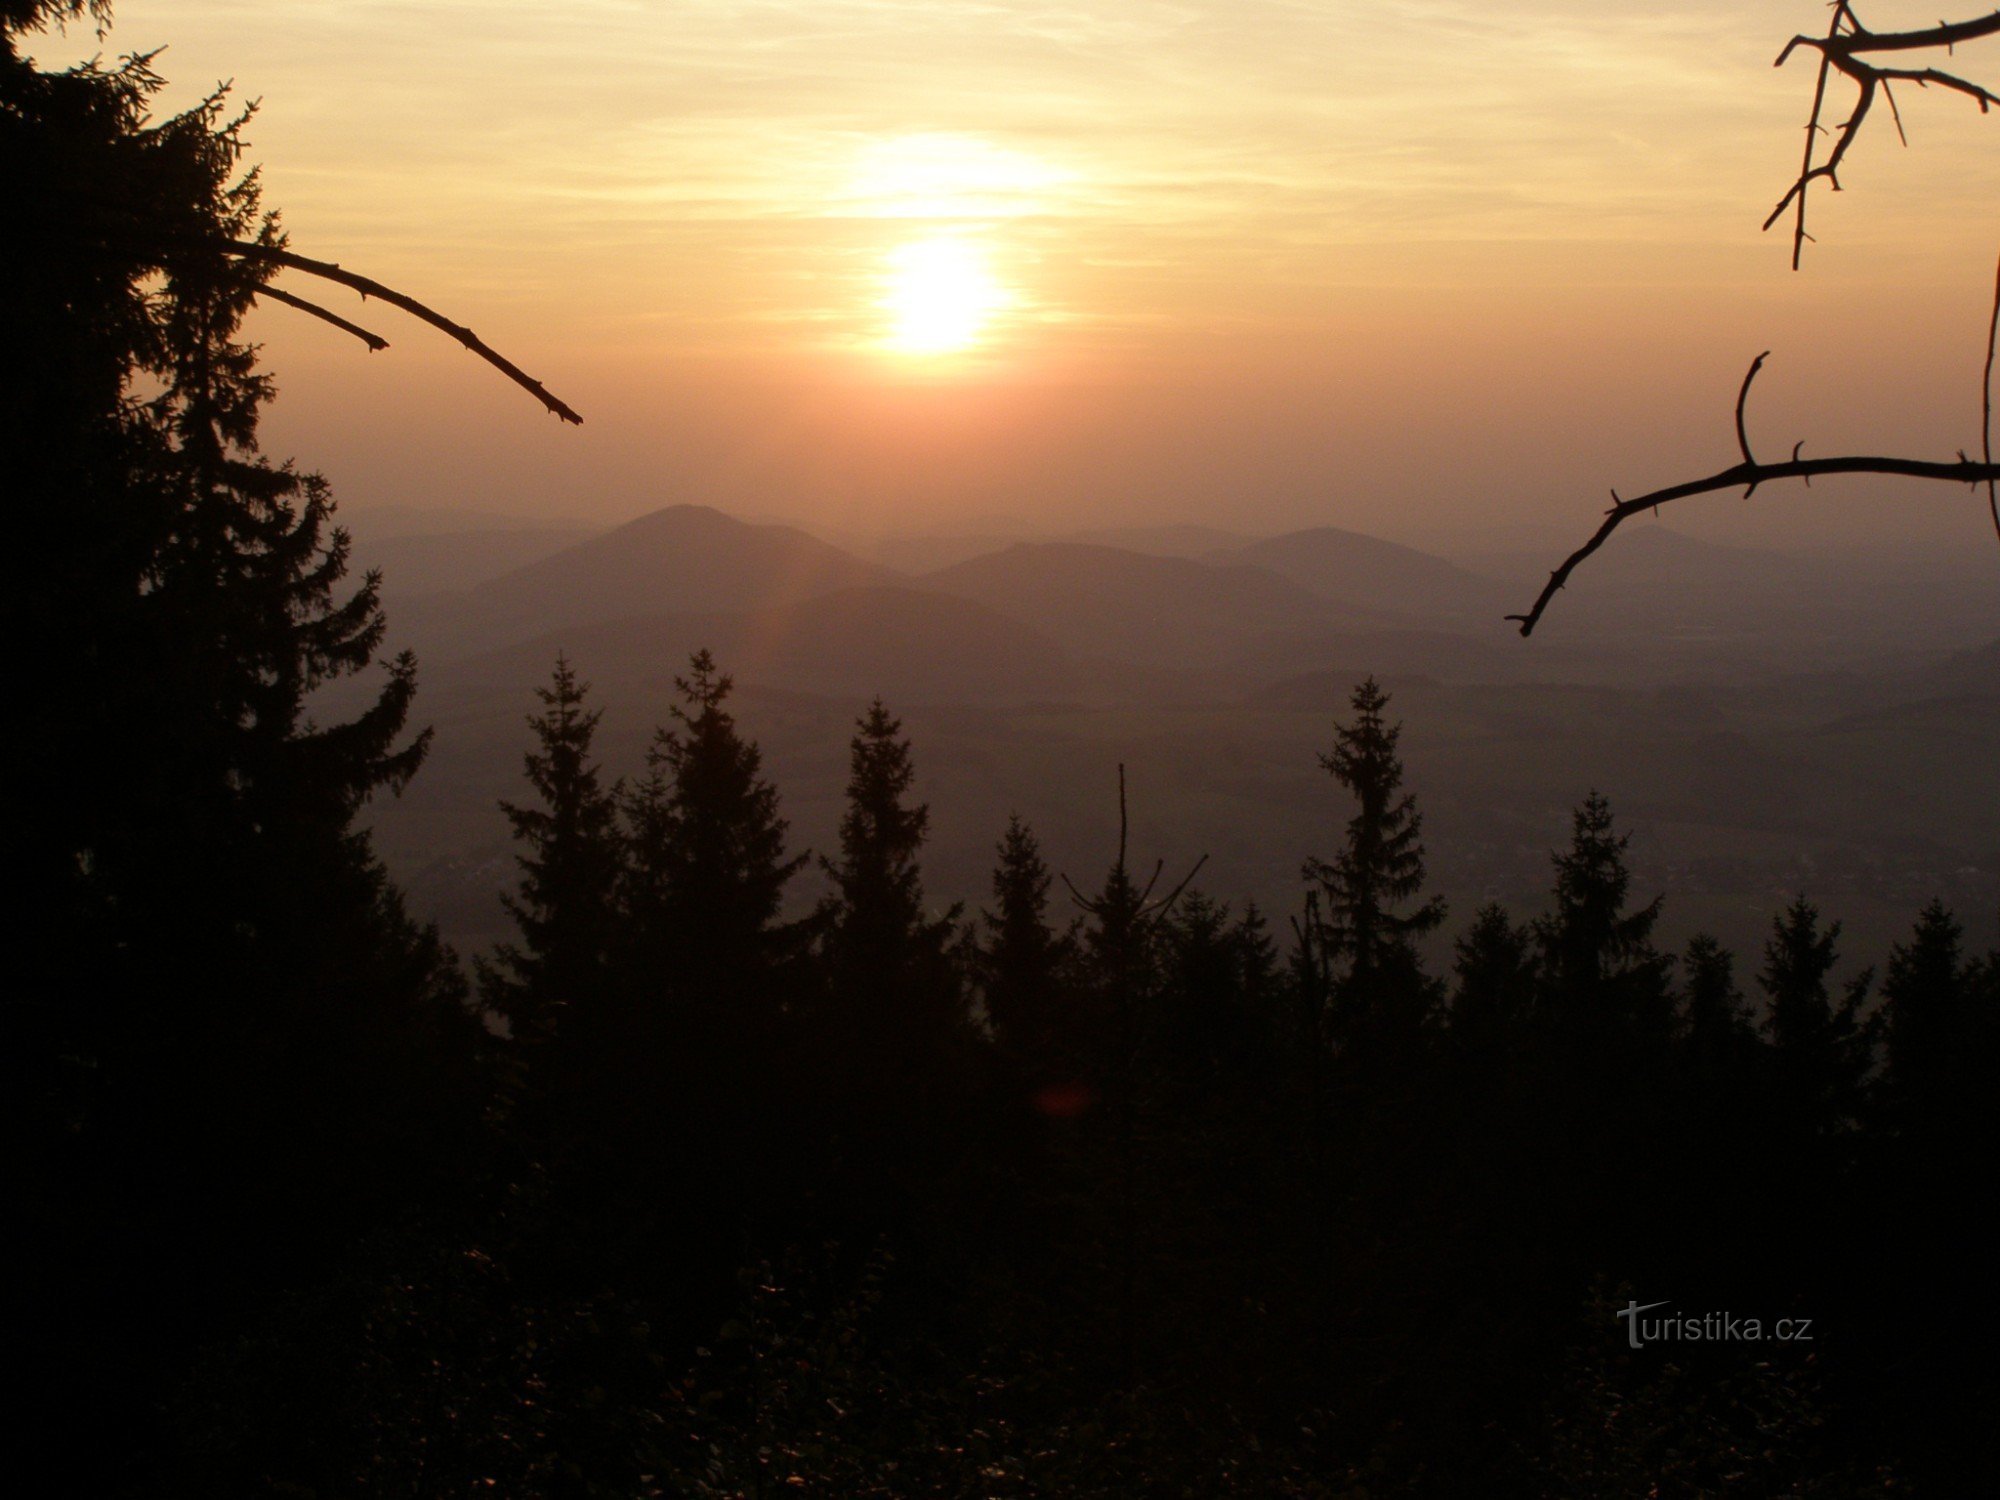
[[32, 1, 2000, 547]]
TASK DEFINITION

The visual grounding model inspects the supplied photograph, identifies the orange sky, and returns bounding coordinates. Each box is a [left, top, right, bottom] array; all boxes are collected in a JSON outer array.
[[30, 2, 2000, 548]]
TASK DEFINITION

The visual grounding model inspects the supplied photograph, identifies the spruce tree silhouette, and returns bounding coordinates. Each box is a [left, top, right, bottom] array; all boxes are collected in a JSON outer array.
[[480, 656, 621, 1177], [1158, 891, 1278, 1099], [815, 699, 964, 1192], [975, 814, 1077, 1083], [6, 7, 514, 1481], [1534, 791, 1672, 1040], [1233, 901, 1281, 1016], [1301, 677, 1445, 1052], [603, 650, 814, 1233], [482, 656, 623, 1054], [1674, 935, 1765, 1221], [1870, 899, 1998, 1484], [1879, 898, 1976, 1140], [1758, 896, 1876, 1139], [1059, 766, 1207, 1383], [623, 650, 810, 1024], [7, 2, 475, 1203], [1677, 934, 1756, 1063], [818, 698, 961, 1029], [1447, 902, 1539, 1053]]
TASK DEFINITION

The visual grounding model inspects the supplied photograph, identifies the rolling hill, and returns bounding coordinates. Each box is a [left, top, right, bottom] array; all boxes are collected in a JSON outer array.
[[410, 503, 894, 656], [920, 541, 1381, 667]]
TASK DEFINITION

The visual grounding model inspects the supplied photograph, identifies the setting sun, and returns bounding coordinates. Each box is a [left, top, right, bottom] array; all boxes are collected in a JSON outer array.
[[880, 236, 1011, 356]]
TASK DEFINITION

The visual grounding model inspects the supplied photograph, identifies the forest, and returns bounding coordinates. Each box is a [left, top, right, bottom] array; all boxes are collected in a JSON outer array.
[[9, 1, 1999, 1495]]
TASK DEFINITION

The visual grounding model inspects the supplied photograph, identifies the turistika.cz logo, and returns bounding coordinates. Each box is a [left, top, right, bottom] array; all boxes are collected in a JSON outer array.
[[1616, 1300, 1815, 1350]]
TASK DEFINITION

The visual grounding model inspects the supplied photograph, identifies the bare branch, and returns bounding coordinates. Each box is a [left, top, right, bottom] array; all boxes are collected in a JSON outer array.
[[253, 283, 389, 352], [1868, 63, 2000, 107], [1767, 6, 2000, 266], [1514, 12, 2000, 635], [220, 241, 583, 424], [1797, 8, 2000, 58], [1774, 4, 1849, 269], [1507, 358, 2000, 636], [1061, 764, 1208, 928], [1986, 249, 1999, 542], [1143, 853, 1210, 921], [1734, 350, 1770, 480]]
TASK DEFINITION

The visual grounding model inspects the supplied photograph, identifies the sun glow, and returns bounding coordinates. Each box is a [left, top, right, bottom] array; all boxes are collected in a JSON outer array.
[[880, 236, 1011, 356], [847, 134, 1068, 221]]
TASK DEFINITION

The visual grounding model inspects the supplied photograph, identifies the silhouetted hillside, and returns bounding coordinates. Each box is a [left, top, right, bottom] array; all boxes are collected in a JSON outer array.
[[438, 504, 893, 649], [922, 541, 1380, 666], [1218, 526, 1512, 619]]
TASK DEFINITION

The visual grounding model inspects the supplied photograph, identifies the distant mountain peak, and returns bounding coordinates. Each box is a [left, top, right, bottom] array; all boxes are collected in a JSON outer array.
[[452, 502, 890, 647]]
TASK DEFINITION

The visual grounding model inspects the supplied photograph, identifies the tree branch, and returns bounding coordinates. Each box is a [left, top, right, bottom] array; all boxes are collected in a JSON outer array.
[[1986, 249, 2000, 542], [220, 241, 583, 424], [1508, 357, 2000, 637], [253, 283, 389, 352], [1767, 6, 2000, 268]]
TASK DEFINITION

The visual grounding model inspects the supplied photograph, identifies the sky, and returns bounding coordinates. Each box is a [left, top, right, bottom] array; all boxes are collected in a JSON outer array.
[[30, 1, 2000, 549]]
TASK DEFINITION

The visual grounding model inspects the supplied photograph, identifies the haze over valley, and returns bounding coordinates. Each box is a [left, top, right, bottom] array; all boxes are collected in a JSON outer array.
[[350, 500, 2000, 968]]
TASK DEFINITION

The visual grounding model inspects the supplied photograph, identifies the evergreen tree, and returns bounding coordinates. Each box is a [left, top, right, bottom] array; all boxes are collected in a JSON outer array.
[[7, 14, 478, 1477], [1534, 791, 1671, 1038], [5, 0, 469, 1150], [818, 699, 962, 1044], [1757, 897, 1874, 1136], [6, 27, 468, 1176], [1160, 891, 1238, 1081], [1879, 900, 1979, 1138], [1286, 890, 1334, 1051], [622, 650, 809, 1021], [1448, 903, 1538, 1050], [1073, 791, 1169, 1078], [1678, 934, 1754, 1055], [480, 656, 622, 1048], [1158, 893, 1278, 1096], [976, 815, 1075, 1073], [1302, 677, 1445, 1046], [1233, 901, 1281, 1014]]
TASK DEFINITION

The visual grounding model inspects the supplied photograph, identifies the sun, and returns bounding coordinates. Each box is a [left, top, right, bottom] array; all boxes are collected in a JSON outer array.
[[880, 236, 1011, 356]]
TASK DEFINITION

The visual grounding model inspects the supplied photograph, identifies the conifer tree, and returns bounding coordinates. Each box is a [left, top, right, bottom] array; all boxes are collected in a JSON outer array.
[[1879, 900, 1979, 1137], [1073, 806, 1168, 1075], [1233, 901, 1280, 1014], [819, 699, 961, 1040], [1448, 903, 1539, 1049], [1678, 934, 1756, 1067], [1160, 891, 1274, 1093], [6, 0, 475, 1136], [1302, 677, 1445, 1046], [976, 815, 1074, 1071], [481, 656, 622, 1048], [1534, 792, 1672, 1038], [8, 15, 482, 1473], [1163, 891, 1235, 1042], [622, 651, 809, 1021], [1758, 897, 1875, 1136]]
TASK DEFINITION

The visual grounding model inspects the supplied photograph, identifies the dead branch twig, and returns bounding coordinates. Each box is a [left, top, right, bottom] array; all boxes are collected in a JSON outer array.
[[253, 283, 389, 352], [1985, 249, 1999, 542], [1767, 5, 2000, 268], [220, 240, 583, 423], [1507, 352, 2000, 636]]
